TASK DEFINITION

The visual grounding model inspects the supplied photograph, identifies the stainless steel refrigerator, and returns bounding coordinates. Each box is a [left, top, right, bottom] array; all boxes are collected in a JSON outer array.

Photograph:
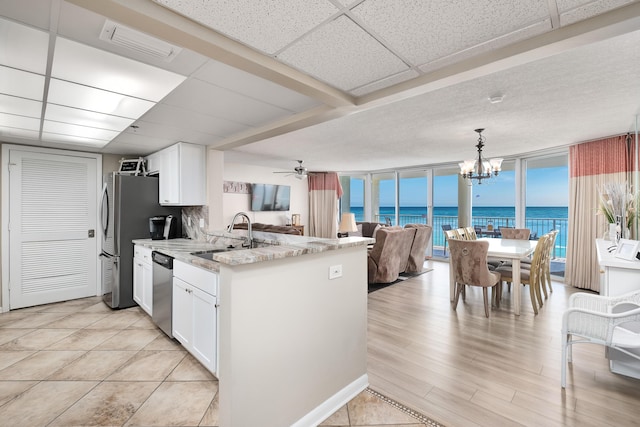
[[100, 173, 181, 309]]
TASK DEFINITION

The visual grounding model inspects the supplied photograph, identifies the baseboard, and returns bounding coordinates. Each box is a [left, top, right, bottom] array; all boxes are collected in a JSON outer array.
[[291, 374, 369, 427]]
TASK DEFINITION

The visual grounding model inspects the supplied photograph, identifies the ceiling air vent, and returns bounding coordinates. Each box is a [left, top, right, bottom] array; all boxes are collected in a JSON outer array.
[[100, 20, 181, 62]]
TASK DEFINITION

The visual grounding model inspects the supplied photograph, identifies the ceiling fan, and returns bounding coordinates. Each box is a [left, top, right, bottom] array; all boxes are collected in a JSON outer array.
[[273, 160, 312, 180]]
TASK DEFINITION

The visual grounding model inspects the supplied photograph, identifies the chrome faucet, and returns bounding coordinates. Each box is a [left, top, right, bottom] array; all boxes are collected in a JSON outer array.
[[228, 212, 253, 248]]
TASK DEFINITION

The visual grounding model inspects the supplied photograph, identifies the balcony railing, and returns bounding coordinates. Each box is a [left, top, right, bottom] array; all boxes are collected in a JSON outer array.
[[373, 214, 568, 260]]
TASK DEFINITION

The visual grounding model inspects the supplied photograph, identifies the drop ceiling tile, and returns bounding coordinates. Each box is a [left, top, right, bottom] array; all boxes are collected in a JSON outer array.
[[107, 131, 176, 150], [558, 0, 634, 25], [141, 103, 251, 137], [418, 20, 551, 74], [193, 60, 319, 112], [153, 0, 339, 54], [0, 95, 42, 118], [334, 0, 360, 7], [42, 120, 120, 141], [47, 79, 155, 119], [45, 104, 134, 131], [120, 116, 224, 146], [56, 1, 209, 77], [0, 17, 49, 74], [52, 37, 186, 102], [102, 141, 162, 155], [351, 0, 550, 65], [161, 78, 294, 127], [350, 69, 419, 96], [0, 126, 40, 140], [277, 15, 408, 91], [42, 132, 109, 147], [0, 113, 40, 131], [0, 66, 45, 100]]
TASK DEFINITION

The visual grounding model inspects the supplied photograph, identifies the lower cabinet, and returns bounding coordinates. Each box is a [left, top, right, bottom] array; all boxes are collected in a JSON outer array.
[[173, 260, 218, 375], [133, 245, 153, 316]]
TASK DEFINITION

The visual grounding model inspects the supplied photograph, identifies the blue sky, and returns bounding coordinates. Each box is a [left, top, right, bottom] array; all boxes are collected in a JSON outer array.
[[349, 166, 568, 207]]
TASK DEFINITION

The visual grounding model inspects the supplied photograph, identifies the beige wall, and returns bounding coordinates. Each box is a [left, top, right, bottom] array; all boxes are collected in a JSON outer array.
[[102, 154, 125, 176], [204, 150, 309, 234], [222, 161, 308, 231]]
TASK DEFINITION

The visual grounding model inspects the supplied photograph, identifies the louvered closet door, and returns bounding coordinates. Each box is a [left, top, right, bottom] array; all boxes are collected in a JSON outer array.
[[9, 150, 98, 309]]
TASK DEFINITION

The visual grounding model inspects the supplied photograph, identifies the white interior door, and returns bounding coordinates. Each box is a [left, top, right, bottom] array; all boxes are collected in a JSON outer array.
[[8, 149, 99, 309]]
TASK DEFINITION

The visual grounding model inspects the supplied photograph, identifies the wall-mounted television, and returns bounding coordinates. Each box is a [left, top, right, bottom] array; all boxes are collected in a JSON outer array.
[[251, 183, 291, 211]]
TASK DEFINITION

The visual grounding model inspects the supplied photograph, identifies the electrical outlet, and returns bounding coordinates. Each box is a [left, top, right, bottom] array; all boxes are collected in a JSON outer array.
[[199, 218, 205, 228], [329, 264, 342, 279]]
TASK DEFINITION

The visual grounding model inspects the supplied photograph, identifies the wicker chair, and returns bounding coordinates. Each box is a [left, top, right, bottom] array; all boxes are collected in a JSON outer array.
[[561, 289, 640, 388], [540, 230, 559, 297], [463, 226, 477, 240], [495, 233, 549, 315], [441, 224, 453, 254]]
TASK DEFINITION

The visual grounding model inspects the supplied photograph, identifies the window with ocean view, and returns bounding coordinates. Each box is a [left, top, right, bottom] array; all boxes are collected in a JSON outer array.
[[372, 172, 395, 225], [340, 175, 365, 221], [526, 155, 569, 259], [398, 170, 428, 226], [432, 167, 459, 250], [338, 150, 568, 275]]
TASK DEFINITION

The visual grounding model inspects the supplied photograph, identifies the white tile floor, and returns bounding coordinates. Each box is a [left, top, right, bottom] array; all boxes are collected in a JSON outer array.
[[0, 296, 436, 426]]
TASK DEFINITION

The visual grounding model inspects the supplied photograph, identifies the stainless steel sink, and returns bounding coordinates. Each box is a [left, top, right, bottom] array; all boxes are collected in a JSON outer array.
[[191, 248, 237, 261]]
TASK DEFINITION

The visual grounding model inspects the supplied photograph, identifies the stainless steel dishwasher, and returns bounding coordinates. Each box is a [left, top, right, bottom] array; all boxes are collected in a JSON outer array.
[[152, 251, 174, 338]]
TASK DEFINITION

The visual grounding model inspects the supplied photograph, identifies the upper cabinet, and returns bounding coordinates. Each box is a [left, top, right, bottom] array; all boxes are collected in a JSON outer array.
[[146, 142, 206, 206]]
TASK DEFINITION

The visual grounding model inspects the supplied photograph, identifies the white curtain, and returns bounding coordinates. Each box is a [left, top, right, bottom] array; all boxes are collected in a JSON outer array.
[[566, 135, 634, 291], [308, 172, 343, 238]]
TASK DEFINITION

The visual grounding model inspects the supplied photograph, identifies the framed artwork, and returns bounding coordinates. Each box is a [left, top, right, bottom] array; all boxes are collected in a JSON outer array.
[[614, 239, 640, 261], [223, 181, 250, 194]]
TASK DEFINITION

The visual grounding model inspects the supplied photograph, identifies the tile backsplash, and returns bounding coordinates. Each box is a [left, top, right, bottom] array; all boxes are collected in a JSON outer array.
[[182, 206, 208, 241]]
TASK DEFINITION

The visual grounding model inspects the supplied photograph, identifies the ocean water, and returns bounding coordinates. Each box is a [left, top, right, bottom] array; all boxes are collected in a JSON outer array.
[[350, 206, 567, 219], [350, 206, 568, 257]]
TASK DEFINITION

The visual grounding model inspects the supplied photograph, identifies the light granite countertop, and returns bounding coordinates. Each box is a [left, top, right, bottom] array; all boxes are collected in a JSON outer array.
[[133, 231, 373, 273]]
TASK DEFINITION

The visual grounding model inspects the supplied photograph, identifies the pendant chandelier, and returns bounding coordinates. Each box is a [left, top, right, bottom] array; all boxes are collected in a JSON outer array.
[[459, 128, 503, 184]]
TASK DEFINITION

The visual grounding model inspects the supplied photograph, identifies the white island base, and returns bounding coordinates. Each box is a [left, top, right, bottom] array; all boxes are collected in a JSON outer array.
[[217, 244, 369, 427]]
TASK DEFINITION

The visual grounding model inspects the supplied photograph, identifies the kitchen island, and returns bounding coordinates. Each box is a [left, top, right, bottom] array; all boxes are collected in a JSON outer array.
[[133, 231, 372, 427]]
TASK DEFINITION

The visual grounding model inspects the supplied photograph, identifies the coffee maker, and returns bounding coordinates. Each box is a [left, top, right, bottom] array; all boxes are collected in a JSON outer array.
[[149, 215, 177, 240]]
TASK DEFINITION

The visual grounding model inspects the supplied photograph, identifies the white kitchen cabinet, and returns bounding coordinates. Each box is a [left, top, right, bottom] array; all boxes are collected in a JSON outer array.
[[146, 142, 206, 206], [133, 245, 153, 316], [172, 276, 192, 346], [145, 151, 161, 176], [173, 260, 218, 374]]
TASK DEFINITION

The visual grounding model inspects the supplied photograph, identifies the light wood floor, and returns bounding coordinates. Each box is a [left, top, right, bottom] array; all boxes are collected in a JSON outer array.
[[367, 260, 640, 427]]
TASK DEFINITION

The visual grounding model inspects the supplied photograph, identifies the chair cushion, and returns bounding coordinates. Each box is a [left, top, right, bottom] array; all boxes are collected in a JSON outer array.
[[495, 265, 531, 281], [612, 323, 640, 348]]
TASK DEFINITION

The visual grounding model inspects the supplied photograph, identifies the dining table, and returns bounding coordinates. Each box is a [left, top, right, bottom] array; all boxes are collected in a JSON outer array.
[[449, 237, 537, 315]]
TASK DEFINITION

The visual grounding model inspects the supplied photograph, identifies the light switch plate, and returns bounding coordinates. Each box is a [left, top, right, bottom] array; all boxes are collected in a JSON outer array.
[[329, 265, 342, 279]]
